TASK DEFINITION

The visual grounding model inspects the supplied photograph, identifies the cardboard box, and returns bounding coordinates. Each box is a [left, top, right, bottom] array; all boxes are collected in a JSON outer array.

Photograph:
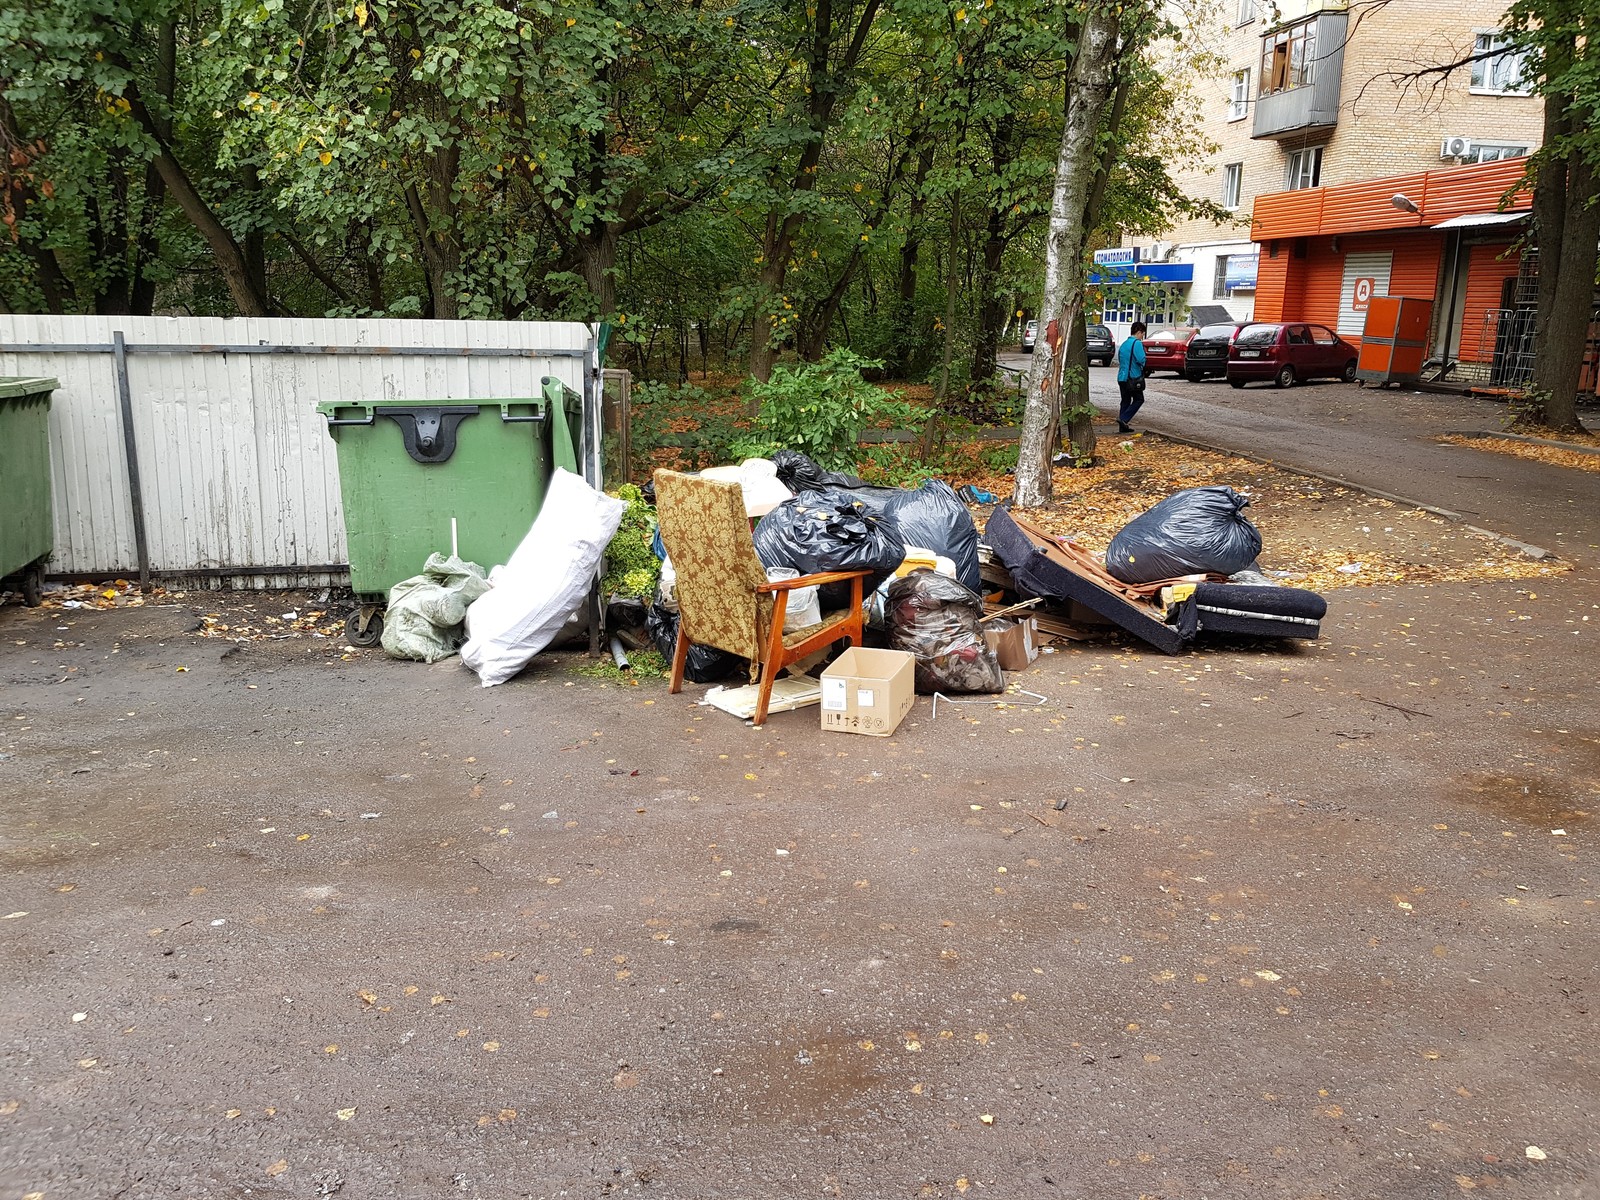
[[984, 617, 1039, 671], [819, 647, 915, 737]]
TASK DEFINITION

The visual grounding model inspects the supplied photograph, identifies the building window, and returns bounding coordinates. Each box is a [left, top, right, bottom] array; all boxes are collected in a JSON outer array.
[[1465, 142, 1529, 163], [1470, 32, 1531, 95], [1221, 163, 1243, 209], [1237, 0, 1255, 26], [1101, 289, 1138, 325], [1261, 18, 1318, 96], [1285, 147, 1322, 190], [1229, 70, 1251, 121], [1214, 256, 1231, 298]]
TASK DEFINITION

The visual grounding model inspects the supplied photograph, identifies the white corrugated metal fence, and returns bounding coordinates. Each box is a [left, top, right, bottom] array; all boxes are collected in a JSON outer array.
[[0, 316, 597, 584]]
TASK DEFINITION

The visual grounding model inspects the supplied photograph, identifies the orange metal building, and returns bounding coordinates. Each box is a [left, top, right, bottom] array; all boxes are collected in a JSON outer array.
[[1249, 157, 1538, 386]]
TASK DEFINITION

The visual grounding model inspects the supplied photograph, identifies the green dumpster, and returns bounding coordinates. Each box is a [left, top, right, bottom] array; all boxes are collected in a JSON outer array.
[[318, 377, 584, 645], [0, 376, 58, 608]]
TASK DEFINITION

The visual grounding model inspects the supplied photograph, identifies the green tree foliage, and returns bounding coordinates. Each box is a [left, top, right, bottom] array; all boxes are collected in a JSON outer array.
[[3, 0, 1210, 401]]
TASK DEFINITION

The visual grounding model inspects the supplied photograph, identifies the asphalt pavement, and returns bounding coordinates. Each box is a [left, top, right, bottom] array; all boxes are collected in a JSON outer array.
[[1004, 350, 1598, 567], [4, 366, 1599, 1198]]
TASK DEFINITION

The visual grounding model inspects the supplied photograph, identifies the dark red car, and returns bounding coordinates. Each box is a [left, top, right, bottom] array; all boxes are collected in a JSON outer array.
[[1140, 326, 1197, 377], [1228, 322, 1359, 388]]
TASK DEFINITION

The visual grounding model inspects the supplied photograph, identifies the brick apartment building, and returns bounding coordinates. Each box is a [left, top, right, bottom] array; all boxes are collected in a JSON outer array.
[[1093, 0, 1544, 338]]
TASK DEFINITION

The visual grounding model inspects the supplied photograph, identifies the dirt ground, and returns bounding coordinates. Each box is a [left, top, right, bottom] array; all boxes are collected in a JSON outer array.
[[5, 528, 1598, 1198]]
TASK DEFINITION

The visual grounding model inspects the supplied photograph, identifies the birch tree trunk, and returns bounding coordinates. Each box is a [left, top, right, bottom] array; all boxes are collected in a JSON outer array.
[[1013, 5, 1123, 507]]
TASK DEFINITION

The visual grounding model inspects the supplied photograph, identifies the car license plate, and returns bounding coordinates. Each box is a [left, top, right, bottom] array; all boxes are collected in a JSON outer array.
[[1240, 350, 1261, 358]]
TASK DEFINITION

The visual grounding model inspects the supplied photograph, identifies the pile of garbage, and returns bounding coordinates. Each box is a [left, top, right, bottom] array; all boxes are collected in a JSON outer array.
[[365, 452, 1000, 695], [983, 485, 1327, 654]]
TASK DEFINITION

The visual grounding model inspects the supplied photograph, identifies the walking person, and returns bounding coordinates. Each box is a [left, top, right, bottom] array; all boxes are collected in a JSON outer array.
[[1116, 321, 1148, 434]]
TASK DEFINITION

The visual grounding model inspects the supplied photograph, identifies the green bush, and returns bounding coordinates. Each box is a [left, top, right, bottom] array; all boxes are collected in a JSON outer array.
[[747, 348, 918, 471], [600, 484, 660, 600]]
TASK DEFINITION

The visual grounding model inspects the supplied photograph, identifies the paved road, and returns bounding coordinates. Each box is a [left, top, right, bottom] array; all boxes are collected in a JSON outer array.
[[1000, 351, 1600, 566]]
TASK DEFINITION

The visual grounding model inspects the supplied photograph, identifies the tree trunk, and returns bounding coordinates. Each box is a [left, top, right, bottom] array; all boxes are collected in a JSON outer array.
[[972, 206, 1007, 382], [120, 82, 271, 317], [1014, 6, 1124, 506], [579, 223, 619, 318], [888, 144, 935, 377], [1528, 37, 1597, 431]]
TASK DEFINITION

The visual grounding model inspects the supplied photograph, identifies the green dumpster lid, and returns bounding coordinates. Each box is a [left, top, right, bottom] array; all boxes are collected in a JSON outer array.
[[0, 376, 58, 398]]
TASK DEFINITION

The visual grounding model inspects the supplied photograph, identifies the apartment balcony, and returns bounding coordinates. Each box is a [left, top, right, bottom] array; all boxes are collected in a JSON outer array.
[[1252, 11, 1347, 140]]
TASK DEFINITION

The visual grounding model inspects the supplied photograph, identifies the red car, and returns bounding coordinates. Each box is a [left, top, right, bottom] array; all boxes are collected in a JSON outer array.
[[1228, 322, 1359, 388], [1141, 326, 1198, 377]]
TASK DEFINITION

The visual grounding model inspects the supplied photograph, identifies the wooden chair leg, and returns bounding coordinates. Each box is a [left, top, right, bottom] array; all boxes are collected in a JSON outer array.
[[669, 620, 690, 694], [753, 593, 791, 727]]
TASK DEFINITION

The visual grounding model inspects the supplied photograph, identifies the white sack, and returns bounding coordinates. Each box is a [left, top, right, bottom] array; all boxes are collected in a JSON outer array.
[[460, 469, 627, 687]]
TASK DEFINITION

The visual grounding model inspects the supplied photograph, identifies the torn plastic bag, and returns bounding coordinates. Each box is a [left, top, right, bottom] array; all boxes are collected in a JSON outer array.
[[885, 570, 1003, 694], [753, 490, 907, 609], [646, 602, 745, 684], [771, 449, 866, 494], [381, 553, 491, 663], [460, 469, 626, 686], [1104, 486, 1263, 585]]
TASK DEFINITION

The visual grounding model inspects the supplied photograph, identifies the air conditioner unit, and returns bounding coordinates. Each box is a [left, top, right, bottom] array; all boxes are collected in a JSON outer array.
[[1441, 135, 1473, 160]]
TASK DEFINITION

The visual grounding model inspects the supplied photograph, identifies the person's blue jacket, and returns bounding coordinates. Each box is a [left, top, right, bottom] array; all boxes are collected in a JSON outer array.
[[1116, 334, 1147, 383]]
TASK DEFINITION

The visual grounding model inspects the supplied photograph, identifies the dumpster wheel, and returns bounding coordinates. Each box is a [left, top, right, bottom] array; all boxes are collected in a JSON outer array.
[[21, 562, 44, 608], [345, 605, 385, 648]]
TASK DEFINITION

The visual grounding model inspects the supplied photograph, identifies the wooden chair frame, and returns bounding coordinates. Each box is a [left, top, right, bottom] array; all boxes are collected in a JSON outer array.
[[669, 569, 868, 726]]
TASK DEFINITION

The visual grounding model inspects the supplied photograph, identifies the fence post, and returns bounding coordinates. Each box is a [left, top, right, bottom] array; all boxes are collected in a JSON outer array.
[[112, 331, 153, 593]]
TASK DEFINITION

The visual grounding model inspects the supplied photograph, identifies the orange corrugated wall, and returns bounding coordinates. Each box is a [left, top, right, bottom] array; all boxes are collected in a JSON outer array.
[[1298, 240, 1346, 328], [1457, 242, 1521, 362], [1256, 243, 1290, 320]]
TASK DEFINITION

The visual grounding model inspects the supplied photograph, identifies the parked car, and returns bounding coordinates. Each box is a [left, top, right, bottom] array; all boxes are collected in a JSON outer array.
[[1228, 322, 1359, 388], [1021, 319, 1039, 353], [1181, 321, 1247, 379], [1085, 323, 1114, 366], [1141, 326, 1198, 377]]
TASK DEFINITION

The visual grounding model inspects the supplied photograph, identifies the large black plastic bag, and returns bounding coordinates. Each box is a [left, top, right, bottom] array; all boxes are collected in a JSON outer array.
[[882, 480, 981, 594], [772, 454, 981, 595], [753, 490, 907, 609], [1105, 486, 1263, 585], [771, 449, 866, 493], [885, 570, 1004, 694], [646, 603, 745, 684]]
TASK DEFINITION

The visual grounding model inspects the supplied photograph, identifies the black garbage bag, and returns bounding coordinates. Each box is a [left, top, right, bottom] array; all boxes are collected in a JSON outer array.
[[771, 449, 866, 494], [881, 480, 981, 594], [753, 490, 907, 609], [885, 570, 1004, 694], [1105, 486, 1263, 585], [772, 457, 981, 595], [646, 603, 745, 684]]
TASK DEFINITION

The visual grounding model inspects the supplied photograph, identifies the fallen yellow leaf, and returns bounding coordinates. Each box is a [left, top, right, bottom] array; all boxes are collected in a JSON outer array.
[[266, 1160, 287, 1177], [336, 1107, 357, 1121]]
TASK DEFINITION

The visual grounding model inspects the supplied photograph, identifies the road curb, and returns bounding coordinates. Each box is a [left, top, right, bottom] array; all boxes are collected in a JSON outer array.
[[1146, 428, 1556, 562], [1444, 429, 1600, 457]]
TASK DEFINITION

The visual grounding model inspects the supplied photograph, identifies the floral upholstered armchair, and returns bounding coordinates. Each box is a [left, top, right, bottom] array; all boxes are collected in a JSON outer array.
[[653, 469, 868, 725]]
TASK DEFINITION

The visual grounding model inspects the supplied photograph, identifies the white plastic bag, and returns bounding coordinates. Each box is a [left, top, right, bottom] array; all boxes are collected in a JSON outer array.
[[460, 469, 627, 686], [766, 567, 822, 632]]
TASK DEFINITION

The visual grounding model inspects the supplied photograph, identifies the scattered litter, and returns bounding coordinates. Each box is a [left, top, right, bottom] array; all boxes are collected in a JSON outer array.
[[1336, 562, 1364, 574], [1525, 1146, 1548, 1161], [210, 919, 227, 927], [281, 610, 299, 621], [542, 811, 558, 819], [931, 689, 1048, 719], [702, 675, 822, 720], [775, 849, 790, 856], [359, 812, 382, 820]]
